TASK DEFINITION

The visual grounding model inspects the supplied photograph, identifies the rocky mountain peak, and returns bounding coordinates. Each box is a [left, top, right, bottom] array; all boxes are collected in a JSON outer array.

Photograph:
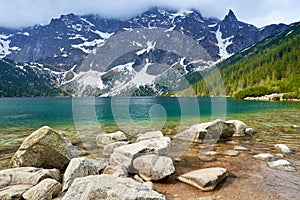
[[224, 9, 238, 22]]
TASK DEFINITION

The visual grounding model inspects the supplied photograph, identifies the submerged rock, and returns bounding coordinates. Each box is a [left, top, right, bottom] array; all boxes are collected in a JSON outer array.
[[224, 150, 239, 156], [96, 131, 127, 145], [267, 159, 296, 172], [62, 158, 108, 191], [109, 137, 171, 172], [9, 126, 81, 170], [245, 128, 257, 135], [274, 144, 292, 154], [234, 146, 248, 151], [178, 167, 228, 191], [292, 125, 300, 129], [23, 178, 62, 200], [62, 175, 165, 200], [253, 153, 277, 161], [133, 154, 175, 181], [0, 167, 61, 189]]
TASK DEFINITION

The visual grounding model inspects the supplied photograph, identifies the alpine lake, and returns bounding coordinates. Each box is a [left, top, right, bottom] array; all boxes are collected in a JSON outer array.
[[0, 97, 299, 199]]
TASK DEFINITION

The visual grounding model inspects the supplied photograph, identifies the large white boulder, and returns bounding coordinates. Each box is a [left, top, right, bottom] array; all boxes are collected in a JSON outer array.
[[109, 137, 171, 172], [62, 175, 165, 200], [133, 154, 175, 181], [62, 158, 108, 191], [9, 126, 81, 170]]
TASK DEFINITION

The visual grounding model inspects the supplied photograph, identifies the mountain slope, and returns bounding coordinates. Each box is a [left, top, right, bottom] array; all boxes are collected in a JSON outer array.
[[0, 59, 66, 97], [191, 22, 300, 97]]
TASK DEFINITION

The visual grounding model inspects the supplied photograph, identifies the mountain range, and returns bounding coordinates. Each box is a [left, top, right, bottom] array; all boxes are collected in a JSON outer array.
[[0, 7, 293, 96]]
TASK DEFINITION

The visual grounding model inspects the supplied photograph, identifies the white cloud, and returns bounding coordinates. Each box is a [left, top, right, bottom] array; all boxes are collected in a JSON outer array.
[[0, 0, 299, 28]]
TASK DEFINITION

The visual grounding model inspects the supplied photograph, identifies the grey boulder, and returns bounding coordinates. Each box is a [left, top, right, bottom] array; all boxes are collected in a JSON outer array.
[[133, 154, 175, 181], [178, 167, 228, 191], [109, 137, 171, 172], [0, 167, 61, 189], [62, 174, 165, 200], [23, 178, 62, 200], [62, 158, 108, 191], [9, 126, 81, 171]]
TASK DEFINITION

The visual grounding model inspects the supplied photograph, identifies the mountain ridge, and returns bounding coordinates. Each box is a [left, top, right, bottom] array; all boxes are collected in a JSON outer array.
[[0, 7, 293, 97]]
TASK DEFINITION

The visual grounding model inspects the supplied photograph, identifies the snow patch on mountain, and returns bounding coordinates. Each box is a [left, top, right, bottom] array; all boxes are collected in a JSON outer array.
[[215, 25, 234, 59], [136, 41, 156, 55], [0, 34, 12, 58]]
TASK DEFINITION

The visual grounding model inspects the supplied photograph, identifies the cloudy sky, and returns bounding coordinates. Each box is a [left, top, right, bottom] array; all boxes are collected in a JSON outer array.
[[0, 0, 299, 28]]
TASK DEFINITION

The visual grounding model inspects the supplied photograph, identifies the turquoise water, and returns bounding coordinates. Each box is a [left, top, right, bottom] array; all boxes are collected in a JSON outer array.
[[1, 97, 299, 130]]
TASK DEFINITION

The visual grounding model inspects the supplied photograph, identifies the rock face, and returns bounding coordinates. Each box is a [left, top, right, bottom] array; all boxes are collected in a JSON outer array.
[[253, 153, 276, 161], [62, 158, 108, 191], [267, 159, 297, 172], [274, 144, 292, 154], [0, 185, 32, 200], [96, 131, 127, 145], [226, 120, 247, 136], [133, 154, 175, 181], [23, 178, 62, 200], [136, 131, 164, 142], [178, 167, 228, 191], [109, 137, 171, 172], [103, 142, 129, 156], [9, 126, 81, 170], [0, 167, 61, 189], [62, 175, 165, 200]]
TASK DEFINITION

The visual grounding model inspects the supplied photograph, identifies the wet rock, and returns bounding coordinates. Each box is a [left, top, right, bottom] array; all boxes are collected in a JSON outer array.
[[275, 144, 292, 154], [253, 153, 277, 161], [103, 165, 128, 177], [226, 120, 247, 136], [267, 159, 296, 172], [62, 175, 165, 200], [109, 137, 171, 172], [103, 141, 129, 156], [205, 151, 218, 156], [204, 119, 236, 140], [133, 154, 175, 181], [0, 185, 32, 200], [234, 146, 248, 151], [0, 167, 61, 189], [9, 126, 81, 170], [62, 158, 108, 191], [292, 125, 300, 129], [23, 178, 62, 200], [245, 128, 257, 135], [136, 131, 164, 142], [225, 150, 239, 156], [178, 167, 228, 191], [96, 131, 127, 145], [174, 124, 208, 142]]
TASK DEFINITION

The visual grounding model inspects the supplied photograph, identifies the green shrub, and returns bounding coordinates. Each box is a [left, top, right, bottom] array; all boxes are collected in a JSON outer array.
[[235, 86, 273, 99]]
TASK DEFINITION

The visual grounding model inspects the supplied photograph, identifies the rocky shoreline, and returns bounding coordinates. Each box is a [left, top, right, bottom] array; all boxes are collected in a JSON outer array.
[[0, 120, 298, 200]]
